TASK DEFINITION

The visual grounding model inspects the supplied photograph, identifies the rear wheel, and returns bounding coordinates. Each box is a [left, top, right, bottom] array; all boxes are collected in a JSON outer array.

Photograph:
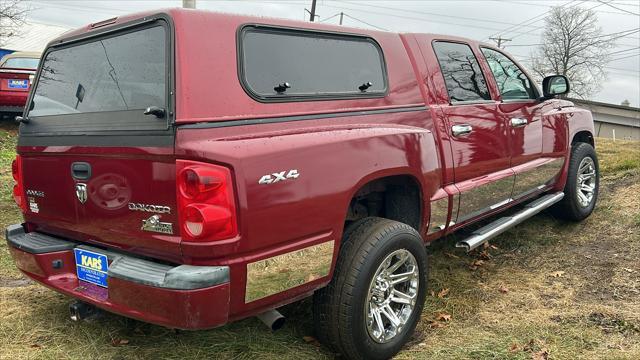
[[312, 217, 428, 360], [553, 142, 599, 221]]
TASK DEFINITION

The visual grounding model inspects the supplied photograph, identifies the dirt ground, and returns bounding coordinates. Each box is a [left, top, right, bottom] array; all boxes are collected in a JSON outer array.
[[0, 131, 638, 359]]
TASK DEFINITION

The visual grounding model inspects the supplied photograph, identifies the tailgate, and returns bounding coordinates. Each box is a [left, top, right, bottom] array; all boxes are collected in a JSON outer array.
[[20, 151, 180, 260], [17, 18, 182, 261]]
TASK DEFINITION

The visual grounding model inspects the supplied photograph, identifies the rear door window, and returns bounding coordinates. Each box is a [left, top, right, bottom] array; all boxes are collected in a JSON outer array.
[[239, 26, 387, 101], [432, 41, 491, 103]]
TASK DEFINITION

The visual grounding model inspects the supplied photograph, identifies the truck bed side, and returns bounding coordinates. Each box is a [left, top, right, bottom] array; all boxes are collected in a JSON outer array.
[[175, 111, 441, 316]]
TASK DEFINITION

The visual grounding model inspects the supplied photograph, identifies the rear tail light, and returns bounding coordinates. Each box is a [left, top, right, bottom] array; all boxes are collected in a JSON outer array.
[[11, 155, 26, 212], [177, 160, 237, 242]]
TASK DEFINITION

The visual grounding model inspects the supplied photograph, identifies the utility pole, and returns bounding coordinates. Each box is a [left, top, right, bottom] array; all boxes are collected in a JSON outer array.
[[182, 0, 195, 9], [309, 0, 317, 22], [489, 36, 511, 49], [339, 12, 344, 25]]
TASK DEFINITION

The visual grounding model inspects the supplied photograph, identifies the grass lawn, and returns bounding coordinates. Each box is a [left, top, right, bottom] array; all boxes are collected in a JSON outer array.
[[1, 126, 639, 359]]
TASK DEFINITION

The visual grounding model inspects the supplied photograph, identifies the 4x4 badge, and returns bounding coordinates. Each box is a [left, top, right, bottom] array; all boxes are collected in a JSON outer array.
[[258, 169, 300, 185], [75, 183, 88, 204]]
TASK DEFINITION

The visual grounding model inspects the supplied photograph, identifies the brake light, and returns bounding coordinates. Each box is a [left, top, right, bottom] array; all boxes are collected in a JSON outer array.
[[11, 155, 26, 212], [180, 167, 223, 200], [177, 160, 237, 242]]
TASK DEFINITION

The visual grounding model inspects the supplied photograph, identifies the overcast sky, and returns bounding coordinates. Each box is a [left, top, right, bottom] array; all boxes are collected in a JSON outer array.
[[25, 0, 640, 106]]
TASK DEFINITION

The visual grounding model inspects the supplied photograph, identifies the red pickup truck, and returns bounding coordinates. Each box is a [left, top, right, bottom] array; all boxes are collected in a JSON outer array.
[[6, 9, 599, 360]]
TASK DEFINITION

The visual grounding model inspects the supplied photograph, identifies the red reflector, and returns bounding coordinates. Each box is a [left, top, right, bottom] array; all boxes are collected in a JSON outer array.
[[183, 204, 233, 238], [13, 184, 24, 208], [185, 205, 204, 236]]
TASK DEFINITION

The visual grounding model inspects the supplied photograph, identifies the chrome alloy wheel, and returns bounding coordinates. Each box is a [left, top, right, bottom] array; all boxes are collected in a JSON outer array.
[[365, 249, 420, 344], [576, 157, 597, 207]]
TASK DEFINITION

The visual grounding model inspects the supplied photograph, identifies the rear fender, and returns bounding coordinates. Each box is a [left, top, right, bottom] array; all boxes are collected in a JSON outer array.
[[176, 123, 441, 258], [176, 122, 441, 315]]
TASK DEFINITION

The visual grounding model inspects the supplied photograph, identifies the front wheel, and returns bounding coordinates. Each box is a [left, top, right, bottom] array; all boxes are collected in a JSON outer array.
[[312, 217, 428, 360], [553, 142, 599, 221]]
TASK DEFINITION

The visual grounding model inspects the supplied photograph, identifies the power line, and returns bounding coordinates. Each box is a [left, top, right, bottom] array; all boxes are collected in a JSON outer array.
[[490, 0, 632, 41], [318, 13, 341, 23], [508, 52, 639, 74], [605, 65, 639, 74], [485, 0, 581, 40], [321, 3, 545, 36], [319, 12, 349, 26], [606, 65, 640, 73], [508, 0, 613, 40], [503, 29, 639, 49], [597, 0, 640, 15], [596, 28, 640, 40], [610, 53, 640, 61], [341, 0, 543, 29], [510, 47, 640, 60], [505, 43, 544, 47], [493, 0, 640, 16], [607, 46, 640, 56], [342, 13, 389, 31]]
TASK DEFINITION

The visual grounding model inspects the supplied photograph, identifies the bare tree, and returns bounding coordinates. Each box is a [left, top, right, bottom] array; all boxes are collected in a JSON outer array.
[[531, 6, 613, 99], [0, 0, 29, 47]]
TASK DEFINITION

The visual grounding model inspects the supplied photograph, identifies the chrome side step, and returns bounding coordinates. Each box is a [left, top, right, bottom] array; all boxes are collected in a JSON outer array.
[[456, 192, 564, 251]]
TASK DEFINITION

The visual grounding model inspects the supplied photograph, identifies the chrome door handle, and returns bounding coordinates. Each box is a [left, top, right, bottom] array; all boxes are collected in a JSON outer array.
[[452, 124, 473, 137], [511, 117, 528, 127]]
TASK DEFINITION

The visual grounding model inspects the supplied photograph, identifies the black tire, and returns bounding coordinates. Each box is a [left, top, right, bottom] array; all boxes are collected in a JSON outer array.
[[552, 142, 599, 221], [312, 217, 428, 360]]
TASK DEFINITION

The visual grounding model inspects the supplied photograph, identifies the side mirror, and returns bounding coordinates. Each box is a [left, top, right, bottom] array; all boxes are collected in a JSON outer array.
[[542, 75, 569, 99]]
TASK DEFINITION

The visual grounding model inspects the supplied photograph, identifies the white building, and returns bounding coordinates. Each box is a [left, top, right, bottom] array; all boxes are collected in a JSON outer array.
[[570, 98, 640, 141], [0, 21, 71, 54]]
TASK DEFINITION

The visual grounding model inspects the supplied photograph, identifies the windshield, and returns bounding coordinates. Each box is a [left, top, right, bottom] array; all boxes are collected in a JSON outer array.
[[28, 25, 166, 117], [2, 57, 40, 69]]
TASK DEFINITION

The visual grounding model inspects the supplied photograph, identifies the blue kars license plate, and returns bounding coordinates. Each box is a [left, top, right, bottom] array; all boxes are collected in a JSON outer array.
[[74, 248, 109, 287], [7, 79, 28, 89]]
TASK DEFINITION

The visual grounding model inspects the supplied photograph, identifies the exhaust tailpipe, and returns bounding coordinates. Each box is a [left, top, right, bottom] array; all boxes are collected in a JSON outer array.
[[257, 309, 286, 331], [69, 300, 98, 321]]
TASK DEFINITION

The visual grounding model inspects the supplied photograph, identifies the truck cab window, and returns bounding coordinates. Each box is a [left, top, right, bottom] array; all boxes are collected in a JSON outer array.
[[432, 41, 490, 103], [481, 48, 536, 100]]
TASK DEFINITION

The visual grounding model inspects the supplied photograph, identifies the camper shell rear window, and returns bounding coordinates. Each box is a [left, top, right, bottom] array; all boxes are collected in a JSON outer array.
[[22, 19, 171, 136], [238, 25, 388, 102]]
